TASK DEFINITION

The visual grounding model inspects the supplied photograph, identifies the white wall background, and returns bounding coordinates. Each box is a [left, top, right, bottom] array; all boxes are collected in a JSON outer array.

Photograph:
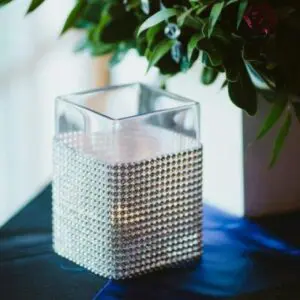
[[0, 0, 94, 225]]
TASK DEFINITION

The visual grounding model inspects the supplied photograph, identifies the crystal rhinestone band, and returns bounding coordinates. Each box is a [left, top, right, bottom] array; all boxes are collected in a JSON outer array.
[[52, 134, 203, 279]]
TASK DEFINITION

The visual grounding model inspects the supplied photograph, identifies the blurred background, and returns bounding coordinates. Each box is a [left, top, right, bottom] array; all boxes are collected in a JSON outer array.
[[0, 0, 246, 225], [0, 0, 96, 225], [0, 0, 162, 225]]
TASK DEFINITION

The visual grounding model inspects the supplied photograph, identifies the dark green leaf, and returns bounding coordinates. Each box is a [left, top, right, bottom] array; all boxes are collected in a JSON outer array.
[[160, 79, 167, 90], [0, 0, 13, 7], [187, 33, 204, 61], [201, 66, 219, 85], [208, 1, 224, 37], [196, 4, 210, 15], [180, 56, 190, 72], [223, 51, 240, 82], [123, 0, 140, 11], [184, 14, 205, 30], [26, 0, 45, 14], [257, 89, 276, 103], [137, 8, 178, 36], [257, 94, 288, 139], [224, 67, 239, 82], [198, 37, 224, 64], [226, 0, 238, 6], [202, 51, 213, 67], [147, 40, 174, 72], [228, 61, 257, 115], [292, 102, 300, 123], [90, 43, 114, 56], [94, 6, 111, 42], [60, 0, 87, 35], [221, 79, 228, 89], [247, 63, 276, 90], [109, 42, 133, 67], [201, 21, 230, 44], [203, 50, 222, 66], [110, 50, 125, 67], [85, 25, 116, 56], [269, 111, 292, 168], [146, 25, 161, 48], [242, 43, 263, 63], [76, 1, 104, 26], [101, 13, 138, 43], [177, 7, 195, 27], [237, 0, 248, 29]]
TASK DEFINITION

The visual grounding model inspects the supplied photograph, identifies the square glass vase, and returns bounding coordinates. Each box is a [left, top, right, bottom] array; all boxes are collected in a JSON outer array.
[[52, 83, 203, 279]]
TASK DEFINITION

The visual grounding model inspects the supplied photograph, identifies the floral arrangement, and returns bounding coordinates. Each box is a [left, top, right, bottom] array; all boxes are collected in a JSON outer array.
[[1, 0, 300, 165]]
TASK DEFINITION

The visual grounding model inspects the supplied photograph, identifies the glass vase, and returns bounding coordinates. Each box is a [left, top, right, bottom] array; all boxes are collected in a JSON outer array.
[[52, 83, 202, 279]]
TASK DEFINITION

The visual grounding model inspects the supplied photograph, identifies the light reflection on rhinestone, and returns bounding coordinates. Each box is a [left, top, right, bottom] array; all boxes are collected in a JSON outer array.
[[52, 134, 203, 279]]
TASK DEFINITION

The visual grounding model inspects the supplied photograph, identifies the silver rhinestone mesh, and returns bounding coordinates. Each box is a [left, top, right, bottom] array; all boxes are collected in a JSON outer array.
[[52, 132, 203, 279]]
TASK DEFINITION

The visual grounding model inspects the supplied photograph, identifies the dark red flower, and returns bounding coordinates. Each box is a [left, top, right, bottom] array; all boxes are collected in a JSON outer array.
[[243, 2, 278, 35]]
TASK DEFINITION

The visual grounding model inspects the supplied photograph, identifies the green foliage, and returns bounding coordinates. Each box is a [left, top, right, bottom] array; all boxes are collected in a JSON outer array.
[[228, 60, 257, 116], [137, 8, 178, 36], [187, 33, 204, 61], [61, 0, 87, 35], [0, 0, 13, 7], [26, 0, 45, 14], [146, 25, 161, 48], [201, 66, 219, 85], [208, 1, 224, 37], [236, 0, 248, 29], [1, 0, 300, 165], [177, 7, 196, 27], [110, 42, 135, 67], [257, 93, 288, 139], [147, 40, 175, 72], [269, 111, 292, 168]]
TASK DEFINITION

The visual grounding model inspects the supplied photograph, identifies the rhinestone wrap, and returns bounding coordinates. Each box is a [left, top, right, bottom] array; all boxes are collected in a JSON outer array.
[[52, 134, 203, 279]]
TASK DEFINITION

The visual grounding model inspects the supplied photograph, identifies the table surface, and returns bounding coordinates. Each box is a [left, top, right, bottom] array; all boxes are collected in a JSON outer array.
[[1, 185, 300, 300]]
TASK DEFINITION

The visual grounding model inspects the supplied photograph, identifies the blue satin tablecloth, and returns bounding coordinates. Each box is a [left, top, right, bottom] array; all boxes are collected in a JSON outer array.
[[1, 185, 300, 299]]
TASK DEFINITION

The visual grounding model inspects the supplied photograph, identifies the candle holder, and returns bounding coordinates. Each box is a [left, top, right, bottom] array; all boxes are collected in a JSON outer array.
[[52, 83, 202, 279]]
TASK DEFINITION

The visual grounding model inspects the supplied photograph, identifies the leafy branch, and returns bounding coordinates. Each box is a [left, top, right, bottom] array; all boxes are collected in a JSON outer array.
[[1, 0, 299, 166]]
